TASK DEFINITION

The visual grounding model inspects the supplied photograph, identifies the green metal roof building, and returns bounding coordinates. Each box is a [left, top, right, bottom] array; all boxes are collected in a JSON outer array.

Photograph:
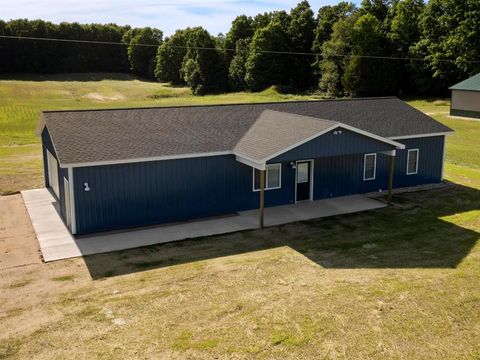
[[449, 73, 480, 119]]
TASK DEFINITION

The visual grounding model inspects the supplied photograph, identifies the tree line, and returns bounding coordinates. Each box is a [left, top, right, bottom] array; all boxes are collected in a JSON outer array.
[[0, 20, 161, 77], [1, 0, 479, 96]]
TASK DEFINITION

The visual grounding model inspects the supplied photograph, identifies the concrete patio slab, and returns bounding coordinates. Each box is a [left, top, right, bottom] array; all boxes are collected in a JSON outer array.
[[22, 188, 386, 262]]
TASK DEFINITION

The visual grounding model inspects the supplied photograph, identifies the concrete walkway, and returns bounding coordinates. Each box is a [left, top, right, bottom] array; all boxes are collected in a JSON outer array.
[[22, 188, 386, 262]]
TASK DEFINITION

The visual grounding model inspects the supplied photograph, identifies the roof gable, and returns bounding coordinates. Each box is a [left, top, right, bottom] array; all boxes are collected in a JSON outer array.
[[233, 110, 337, 162], [449, 73, 480, 91], [234, 110, 404, 168]]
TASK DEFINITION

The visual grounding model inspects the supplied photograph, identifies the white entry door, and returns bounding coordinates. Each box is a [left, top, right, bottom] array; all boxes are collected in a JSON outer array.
[[47, 150, 60, 198]]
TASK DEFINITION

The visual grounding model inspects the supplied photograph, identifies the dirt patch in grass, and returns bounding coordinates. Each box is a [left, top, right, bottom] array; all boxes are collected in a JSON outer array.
[[0, 194, 41, 269], [83, 92, 126, 101]]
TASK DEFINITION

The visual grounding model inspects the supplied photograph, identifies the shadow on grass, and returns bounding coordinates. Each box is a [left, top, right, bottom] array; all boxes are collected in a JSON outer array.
[[83, 182, 479, 279]]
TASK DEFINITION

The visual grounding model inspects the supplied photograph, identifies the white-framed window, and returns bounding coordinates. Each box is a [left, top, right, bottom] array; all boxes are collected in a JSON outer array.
[[47, 149, 60, 198], [253, 163, 282, 191], [407, 149, 419, 175], [363, 153, 376, 181]]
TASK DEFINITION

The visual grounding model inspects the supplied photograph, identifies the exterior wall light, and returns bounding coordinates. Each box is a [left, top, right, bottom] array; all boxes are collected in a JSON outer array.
[[333, 129, 343, 135], [290, 162, 296, 169], [84, 182, 91, 192]]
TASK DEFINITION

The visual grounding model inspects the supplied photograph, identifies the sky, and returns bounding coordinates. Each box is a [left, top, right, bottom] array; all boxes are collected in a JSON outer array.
[[1, 0, 360, 36]]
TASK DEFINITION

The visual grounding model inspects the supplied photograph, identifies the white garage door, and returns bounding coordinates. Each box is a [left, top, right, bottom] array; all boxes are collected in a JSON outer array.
[[47, 150, 60, 198]]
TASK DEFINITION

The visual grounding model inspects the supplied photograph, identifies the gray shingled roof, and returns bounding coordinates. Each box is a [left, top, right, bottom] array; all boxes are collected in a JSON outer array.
[[234, 110, 337, 161], [40, 97, 452, 166]]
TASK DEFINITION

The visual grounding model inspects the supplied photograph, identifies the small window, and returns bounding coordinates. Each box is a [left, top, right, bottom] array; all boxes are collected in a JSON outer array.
[[297, 162, 309, 183], [253, 164, 282, 191], [407, 149, 419, 175], [363, 153, 376, 181]]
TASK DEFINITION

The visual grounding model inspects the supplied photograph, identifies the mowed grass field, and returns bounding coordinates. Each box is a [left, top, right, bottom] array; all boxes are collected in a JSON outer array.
[[0, 74, 479, 359], [0, 73, 318, 194]]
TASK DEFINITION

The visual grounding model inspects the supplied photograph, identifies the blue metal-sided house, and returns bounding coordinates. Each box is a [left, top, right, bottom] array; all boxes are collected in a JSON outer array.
[[37, 97, 453, 235]]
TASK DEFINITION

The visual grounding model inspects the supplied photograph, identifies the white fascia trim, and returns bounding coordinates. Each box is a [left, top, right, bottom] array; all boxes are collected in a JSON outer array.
[[235, 155, 265, 170], [68, 167, 77, 235], [388, 132, 453, 140], [261, 122, 405, 163], [337, 123, 406, 149], [56, 123, 422, 169], [379, 149, 396, 156], [61, 151, 233, 168]]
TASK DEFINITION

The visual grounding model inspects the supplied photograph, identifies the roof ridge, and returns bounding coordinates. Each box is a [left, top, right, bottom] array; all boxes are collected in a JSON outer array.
[[41, 96, 400, 114], [261, 109, 337, 124]]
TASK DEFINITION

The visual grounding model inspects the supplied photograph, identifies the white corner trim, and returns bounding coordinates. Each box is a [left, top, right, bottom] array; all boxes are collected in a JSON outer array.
[[389, 131, 453, 140], [363, 153, 377, 181], [68, 167, 77, 235], [406, 149, 419, 175], [441, 135, 446, 180]]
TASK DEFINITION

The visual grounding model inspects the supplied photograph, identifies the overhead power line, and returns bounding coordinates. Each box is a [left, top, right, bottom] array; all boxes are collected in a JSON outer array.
[[1, 34, 480, 64]]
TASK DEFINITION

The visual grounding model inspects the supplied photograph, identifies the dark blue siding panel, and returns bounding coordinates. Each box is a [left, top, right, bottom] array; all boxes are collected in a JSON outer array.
[[314, 153, 390, 199], [72, 135, 445, 235], [392, 136, 444, 187], [73, 155, 295, 234], [313, 136, 445, 199], [270, 127, 395, 163]]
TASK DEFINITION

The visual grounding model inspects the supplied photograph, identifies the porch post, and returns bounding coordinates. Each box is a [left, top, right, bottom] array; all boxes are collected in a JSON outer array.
[[260, 169, 265, 228], [387, 155, 395, 205]]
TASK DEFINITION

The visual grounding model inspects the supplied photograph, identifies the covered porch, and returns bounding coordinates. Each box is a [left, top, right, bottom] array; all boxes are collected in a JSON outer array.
[[22, 188, 386, 262], [233, 110, 403, 228]]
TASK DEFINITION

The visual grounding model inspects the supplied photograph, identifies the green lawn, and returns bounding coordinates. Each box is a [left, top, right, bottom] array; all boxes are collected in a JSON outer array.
[[1, 156, 479, 359], [1, 74, 479, 194], [408, 98, 480, 169], [0, 73, 322, 194], [0, 75, 479, 358]]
